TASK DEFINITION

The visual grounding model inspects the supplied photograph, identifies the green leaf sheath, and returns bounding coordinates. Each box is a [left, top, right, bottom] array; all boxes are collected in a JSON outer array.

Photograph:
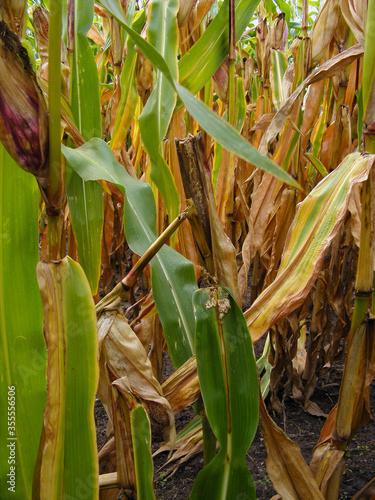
[[131, 405, 156, 500], [36, 257, 99, 499]]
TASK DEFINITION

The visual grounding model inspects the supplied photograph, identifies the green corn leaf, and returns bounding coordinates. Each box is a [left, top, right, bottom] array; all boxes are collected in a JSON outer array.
[[311, 93, 331, 157], [110, 42, 138, 151], [245, 152, 374, 342], [236, 77, 246, 133], [35, 257, 99, 499], [191, 287, 258, 500], [111, 13, 144, 154], [131, 405, 156, 500], [305, 152, 329, 178], [213, 141, 223, 193], [62, 138, 197, 368], [0, 147, 46, 500], [98, 0, 302, 191], [66, 0, 103, 295], [357, 87, 364, 147], [138, 0, 180, 224], [179, 0, 261, 95], [176, 81, 302, 191], [271, 49, 288, 110]]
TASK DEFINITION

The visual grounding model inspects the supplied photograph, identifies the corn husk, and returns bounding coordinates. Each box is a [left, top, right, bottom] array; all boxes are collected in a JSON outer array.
[[0, 21, 56, 213]]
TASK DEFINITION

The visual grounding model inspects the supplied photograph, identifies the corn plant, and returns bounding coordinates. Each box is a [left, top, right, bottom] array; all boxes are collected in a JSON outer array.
[[1, 0, 375, 499]]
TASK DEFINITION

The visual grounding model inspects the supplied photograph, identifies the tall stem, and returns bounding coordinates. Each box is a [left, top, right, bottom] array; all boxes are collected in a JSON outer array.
[[225, 0, 236, 234], [48, 0, 64, 260]]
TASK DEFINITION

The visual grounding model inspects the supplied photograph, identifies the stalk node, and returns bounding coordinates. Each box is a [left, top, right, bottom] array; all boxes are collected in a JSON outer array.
[[354, 289, 373, 298]]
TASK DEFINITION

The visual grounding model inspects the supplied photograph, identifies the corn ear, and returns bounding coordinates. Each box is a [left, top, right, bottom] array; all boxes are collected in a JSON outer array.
[[0, 21, 56, 213]]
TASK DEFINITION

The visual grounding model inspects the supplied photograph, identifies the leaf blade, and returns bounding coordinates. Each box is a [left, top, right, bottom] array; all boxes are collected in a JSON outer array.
[[191, 287, 258, 499], [66, 0, 103, 295], [245, 153, 374, 341], [0, 147, 46, 500], [62, 139, 197, 368], [138, 0, 180, 222]]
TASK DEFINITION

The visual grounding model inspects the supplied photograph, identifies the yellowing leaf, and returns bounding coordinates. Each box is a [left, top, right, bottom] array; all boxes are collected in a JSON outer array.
[[245, 153, 374, 342]]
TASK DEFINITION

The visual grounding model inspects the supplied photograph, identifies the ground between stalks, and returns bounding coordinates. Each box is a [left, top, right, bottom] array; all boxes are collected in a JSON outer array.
[[95, 349, 375, 500]]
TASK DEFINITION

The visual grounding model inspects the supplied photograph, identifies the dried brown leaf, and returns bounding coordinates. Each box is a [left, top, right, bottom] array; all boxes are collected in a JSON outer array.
[[259, 397, 325, 500], [341, 0, 368, 47], [310, 0, 341, 67], [162, 355, 200, 414], [97, 309, 175, 444], [259, 44, 364, 155]]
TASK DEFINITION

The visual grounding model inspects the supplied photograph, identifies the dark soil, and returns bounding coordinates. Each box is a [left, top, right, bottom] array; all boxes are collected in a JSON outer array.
[[95, 353, 375, 500]]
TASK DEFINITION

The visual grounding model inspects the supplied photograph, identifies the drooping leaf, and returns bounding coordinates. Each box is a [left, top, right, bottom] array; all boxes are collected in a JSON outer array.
[[98, 0, 302, 191], [62, 138, 197, 368], [259, 44, 364, 155], [176, 82, 302, 191]]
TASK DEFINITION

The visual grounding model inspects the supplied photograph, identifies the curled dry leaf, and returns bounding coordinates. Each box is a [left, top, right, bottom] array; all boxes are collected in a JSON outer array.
[[341, 0, 368, 47], [310, 0, 341, 67], [250, 112, 275, 132], [177, 0, 196, 27], [162, 355, 200, 414], [154, 424, 204, 478], [245, 152, 373, 343], [97, 309, 175, 445], [259, 397, 325, 500]]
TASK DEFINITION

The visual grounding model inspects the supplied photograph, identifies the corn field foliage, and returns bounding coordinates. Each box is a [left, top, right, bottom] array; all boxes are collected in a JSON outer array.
[[1, 0, 375, 498]]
